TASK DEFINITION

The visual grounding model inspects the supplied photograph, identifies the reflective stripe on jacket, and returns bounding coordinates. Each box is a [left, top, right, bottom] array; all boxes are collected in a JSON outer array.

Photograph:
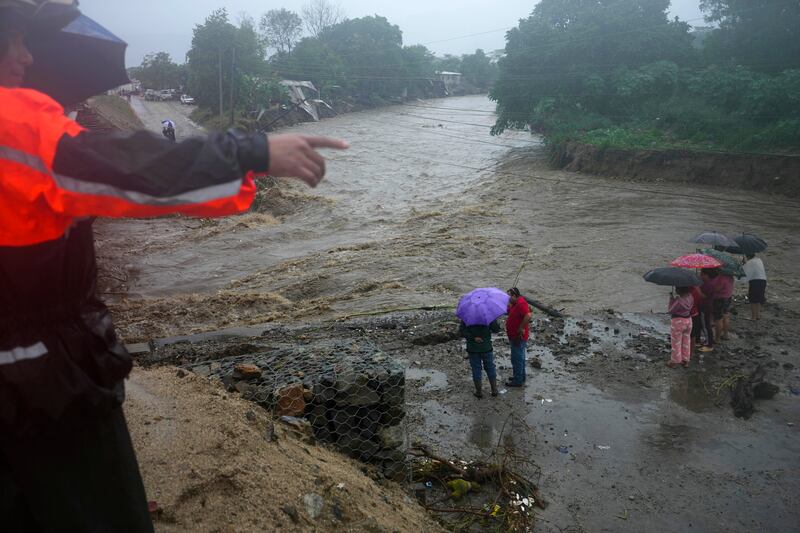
[[0, 87, 258, 247], [0, 87, 269, 437]]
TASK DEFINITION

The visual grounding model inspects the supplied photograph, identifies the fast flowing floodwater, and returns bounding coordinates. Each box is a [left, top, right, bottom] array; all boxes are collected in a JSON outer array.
[[104, 95, 800, 339]]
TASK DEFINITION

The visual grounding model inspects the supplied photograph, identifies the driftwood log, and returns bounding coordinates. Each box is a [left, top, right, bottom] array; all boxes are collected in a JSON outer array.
[[523, 295, 564, 318]]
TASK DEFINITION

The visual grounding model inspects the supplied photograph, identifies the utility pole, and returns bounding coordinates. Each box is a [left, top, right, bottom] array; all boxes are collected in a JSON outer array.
[[218, 48, 223, 118], [229, 47, 236, 127]]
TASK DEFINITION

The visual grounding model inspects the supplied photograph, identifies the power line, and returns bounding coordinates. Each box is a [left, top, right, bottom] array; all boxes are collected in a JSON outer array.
[[420, 27, 513, 46]]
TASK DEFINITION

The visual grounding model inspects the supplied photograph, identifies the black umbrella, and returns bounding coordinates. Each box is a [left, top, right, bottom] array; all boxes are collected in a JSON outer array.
[[24, 14, 129, 106], [690, 231, 735, 249], [644, 267, 702, 287], [727, 234, 768, 256]]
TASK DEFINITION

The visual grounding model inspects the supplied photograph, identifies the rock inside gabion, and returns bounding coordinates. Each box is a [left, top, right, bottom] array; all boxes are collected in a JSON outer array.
[[183, 338, 408, 480]]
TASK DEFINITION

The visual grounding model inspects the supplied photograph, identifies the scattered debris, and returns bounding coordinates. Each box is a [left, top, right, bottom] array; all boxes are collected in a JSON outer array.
[[729, 365, 778, 419], [446, 478, 479, 499], [302, 493, 325, 520], [408, 440, 545, 531]]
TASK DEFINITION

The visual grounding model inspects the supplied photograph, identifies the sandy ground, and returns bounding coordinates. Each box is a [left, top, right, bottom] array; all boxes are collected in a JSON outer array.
[[126, 367, 444, 533]]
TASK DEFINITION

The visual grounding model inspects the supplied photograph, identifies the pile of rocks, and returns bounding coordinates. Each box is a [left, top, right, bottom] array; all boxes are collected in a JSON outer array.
[[184, 341, 407, 480]]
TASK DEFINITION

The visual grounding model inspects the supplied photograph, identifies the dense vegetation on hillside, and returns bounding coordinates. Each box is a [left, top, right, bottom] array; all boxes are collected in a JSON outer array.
[[490, 0, 800, 153]]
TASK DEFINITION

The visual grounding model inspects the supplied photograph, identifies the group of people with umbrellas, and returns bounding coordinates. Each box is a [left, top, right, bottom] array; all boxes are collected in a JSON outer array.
[[454, 231, 769, 395], [645, 232, 768, 368]]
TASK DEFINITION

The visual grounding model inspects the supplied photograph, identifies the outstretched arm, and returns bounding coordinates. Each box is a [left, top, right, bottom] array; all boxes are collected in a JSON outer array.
[[50, 129, 347, 219]]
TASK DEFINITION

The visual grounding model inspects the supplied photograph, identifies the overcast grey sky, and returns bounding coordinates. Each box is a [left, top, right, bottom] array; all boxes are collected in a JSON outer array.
[[79, 0, 706, 67]]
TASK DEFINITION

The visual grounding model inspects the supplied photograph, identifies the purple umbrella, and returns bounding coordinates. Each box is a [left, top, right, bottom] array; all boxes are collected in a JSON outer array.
[[456, 287, 509, 326]]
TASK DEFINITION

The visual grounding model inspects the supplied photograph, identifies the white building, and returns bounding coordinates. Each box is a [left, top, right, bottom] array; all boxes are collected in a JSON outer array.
[[437, 71, 462, 95]]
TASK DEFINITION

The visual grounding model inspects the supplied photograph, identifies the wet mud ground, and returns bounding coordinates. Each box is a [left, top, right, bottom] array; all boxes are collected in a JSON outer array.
[[145, 303, 800, 533], [399, 308, 800, 533], [109, 95, 800, 532]]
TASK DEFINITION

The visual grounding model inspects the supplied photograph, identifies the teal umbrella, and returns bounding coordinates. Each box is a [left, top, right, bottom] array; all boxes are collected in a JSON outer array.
[[700, 248, 745, 278]]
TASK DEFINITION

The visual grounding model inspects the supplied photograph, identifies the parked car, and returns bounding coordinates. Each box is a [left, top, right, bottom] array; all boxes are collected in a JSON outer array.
[[144, 89, 158, 101], [156, 89, 175, 101], [180, 94, 195, 105]]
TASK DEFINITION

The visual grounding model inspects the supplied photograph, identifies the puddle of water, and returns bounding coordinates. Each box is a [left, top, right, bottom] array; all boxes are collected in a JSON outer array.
[[406, 367, 449, 392], [619, 312, 671, 336]]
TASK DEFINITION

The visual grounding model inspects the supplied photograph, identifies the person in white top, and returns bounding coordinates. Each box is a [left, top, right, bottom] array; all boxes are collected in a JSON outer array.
[[743, 254, 767, 320]]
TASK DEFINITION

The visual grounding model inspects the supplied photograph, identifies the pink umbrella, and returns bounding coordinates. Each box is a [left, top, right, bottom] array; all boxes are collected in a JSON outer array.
[[670, 254, 722, 269]]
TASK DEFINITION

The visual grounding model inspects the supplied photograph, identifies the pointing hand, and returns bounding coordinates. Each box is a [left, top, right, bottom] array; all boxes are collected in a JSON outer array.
[[267, 134, 349, 187]]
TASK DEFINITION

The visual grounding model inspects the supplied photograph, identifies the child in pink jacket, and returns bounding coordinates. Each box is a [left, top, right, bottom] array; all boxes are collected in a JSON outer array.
[[668, 286, 694, 368]]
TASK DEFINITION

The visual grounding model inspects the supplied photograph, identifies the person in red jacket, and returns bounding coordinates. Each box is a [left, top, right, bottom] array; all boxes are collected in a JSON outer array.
[[505, 287, 532, 387], [0, 2, 346, 531]]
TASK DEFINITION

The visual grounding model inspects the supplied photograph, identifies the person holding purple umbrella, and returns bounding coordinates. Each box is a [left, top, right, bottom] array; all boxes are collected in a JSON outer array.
[[455, 287, 509, 398], [459, 319, 501, 398]]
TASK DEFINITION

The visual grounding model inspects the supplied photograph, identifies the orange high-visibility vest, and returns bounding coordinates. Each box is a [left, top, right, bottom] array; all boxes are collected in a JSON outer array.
[[0, 87, 256, 247]]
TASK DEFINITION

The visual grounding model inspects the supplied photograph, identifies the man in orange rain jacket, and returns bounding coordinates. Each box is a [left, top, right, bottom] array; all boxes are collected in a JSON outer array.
[[0, 2, 347, 530]]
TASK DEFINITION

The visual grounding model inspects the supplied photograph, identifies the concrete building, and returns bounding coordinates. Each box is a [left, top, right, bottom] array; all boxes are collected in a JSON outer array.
[[437, 71, 462, 95]]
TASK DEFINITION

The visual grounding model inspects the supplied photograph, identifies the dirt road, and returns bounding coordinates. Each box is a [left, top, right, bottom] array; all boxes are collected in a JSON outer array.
[[129, 96, 204, 139]]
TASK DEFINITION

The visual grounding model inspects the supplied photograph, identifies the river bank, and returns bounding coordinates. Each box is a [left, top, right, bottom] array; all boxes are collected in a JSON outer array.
[[553, 140, 800, 198], [190, 89, 490, 133], [138, 300, 800, 533]]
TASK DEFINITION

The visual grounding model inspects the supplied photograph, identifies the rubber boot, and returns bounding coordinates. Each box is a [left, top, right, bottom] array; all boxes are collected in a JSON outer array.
[[473, 379, 483, 399], [489, 378, 498, 397]]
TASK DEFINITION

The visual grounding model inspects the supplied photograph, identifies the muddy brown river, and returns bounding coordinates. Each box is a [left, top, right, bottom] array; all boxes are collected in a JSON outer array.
[[100, 95, 800, 340], [105, 95, 800, 532]]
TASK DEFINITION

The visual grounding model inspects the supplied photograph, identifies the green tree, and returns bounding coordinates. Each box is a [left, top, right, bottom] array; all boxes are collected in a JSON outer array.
[[130, 52, 182, 90], [460, 49, 497, 90], [490, 0, 695, 134], [435, 54, 461, 73], [271, 36, 347, 94], [187, 8, 268, 114], [323, 16, 404, 99], [700, 0, 800, 71], [402, 45, 436, 96], [259, 8, 303, 55]]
